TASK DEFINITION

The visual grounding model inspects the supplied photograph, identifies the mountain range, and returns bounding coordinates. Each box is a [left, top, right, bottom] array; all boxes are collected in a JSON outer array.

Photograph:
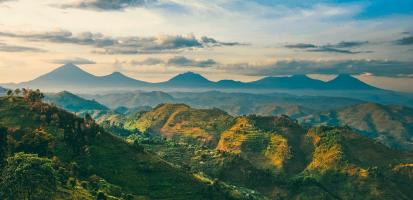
[[2, 63, 381, 92]]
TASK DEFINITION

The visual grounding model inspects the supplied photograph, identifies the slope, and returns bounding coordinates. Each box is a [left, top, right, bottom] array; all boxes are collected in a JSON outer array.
[[45, 91, 108, 112], [300, 103, 413, 151], [0, 96, 241, 199]]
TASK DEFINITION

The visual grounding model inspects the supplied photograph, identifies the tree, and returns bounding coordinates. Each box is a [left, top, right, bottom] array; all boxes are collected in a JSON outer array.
[[22, 89, 44, 103], [14, 88, 21, 96], [6, 89, 12, 96], [0, 153, 57, 200]]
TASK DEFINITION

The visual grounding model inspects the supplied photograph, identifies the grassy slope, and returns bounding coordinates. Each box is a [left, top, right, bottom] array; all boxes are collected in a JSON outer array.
[[126, 103, 234, 146], [119, 103, 413, 199], [45, 91, 108, 112], [0, 97, 233, 199], [301, 103, 413, 151]]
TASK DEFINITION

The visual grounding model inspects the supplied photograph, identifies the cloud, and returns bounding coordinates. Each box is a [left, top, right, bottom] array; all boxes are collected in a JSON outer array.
[[0, 42, 46, 52], [307, 47, 363, 54], [395, 35, 413, 45], [285, 40, 370, 54], [167, 56, 217, 67], [0, 30, 242, 54], [61, 0, 157, 11], [51, 57, 96, 65], [284, 43, 317, 49], [131, 57, 164, 65], [131, 56, 218, 67], [325, 41, 368, 48], [226, 59, 413, 77]]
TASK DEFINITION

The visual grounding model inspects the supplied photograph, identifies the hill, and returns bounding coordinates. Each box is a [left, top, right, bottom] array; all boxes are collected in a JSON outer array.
[[112, 104, 413, 199], [45, 91, 108, 112], [0, 96, 255, 199], [123, 103, 234, 146], [300, 103, 413, 151], [86, 91, 174, 109]]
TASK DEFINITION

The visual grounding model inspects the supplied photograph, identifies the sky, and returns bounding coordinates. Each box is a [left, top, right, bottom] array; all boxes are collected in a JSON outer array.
[[0, 0, 413, 92]]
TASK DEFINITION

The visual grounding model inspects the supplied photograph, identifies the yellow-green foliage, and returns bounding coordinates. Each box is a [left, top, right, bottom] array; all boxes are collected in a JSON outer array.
[[217, 117, 293, 170], [127, 104, 233, 145], [265, 135, 291, 169], [306, 127, 344, 171], [0, 97, 236, 200]]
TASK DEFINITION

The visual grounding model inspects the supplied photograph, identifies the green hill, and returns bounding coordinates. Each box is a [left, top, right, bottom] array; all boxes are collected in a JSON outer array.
[[0, 96, 252, 199], [45, 91, 108, 113], [116, 103, 413, 199], [124, 103, 234, 146], [300, 103, 413, 151]]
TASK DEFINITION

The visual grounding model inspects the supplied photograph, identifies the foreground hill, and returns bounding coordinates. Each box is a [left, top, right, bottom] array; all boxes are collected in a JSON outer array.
[[45, 91, 108, 112], [110, 104, 413, 199], [0, 96, 255, 199], [300, 103, 413, 151]]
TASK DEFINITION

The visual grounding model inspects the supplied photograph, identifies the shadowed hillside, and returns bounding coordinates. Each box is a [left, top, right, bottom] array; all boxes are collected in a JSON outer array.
[[0, 96, 259, 199]]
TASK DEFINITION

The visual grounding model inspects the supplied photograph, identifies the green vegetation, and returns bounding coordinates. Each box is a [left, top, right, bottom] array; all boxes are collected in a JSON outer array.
[[45, 91, 108, 112], [0, 95, 251, 199], [1, 93, 413, 199]]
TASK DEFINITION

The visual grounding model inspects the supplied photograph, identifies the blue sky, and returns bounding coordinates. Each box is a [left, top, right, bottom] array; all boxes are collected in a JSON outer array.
[[0, 0, 412, 91]]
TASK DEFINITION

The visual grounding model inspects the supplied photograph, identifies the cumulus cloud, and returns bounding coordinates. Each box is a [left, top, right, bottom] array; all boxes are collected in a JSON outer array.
[[0, 30, 242, 54], [0, 42, 46, 52], [51, 57, 96, 65], [285, 41, 370, 54], [131, 56, 218, 68], [226, 59, 413, 77], [61, 0, 157, 11]]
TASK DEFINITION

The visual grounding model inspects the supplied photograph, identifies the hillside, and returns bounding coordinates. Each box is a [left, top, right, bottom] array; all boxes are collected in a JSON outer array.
[[124, 104, 234, 146], [0, 96, 253, 199], [117, 104, 413, 199], [300, 103, 413, 151], [86, 91, 174, 109], [45, 91, 108, 112]]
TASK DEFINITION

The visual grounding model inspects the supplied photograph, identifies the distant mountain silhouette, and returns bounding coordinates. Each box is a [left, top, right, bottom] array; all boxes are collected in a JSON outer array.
[[14, 63, 148, 90], [250, 75, 326, 89], [160, 71, 213, 87], [4, 64, 382, 91], [326, 74, 378, 90]]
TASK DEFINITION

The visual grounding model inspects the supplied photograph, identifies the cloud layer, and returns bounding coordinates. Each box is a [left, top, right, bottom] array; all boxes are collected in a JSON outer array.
[[0, 42, 45, 52], [285, 41, 370, 54], [0, 30, 242, 54], [51, 57, 96, 65], [226, 59, 413, 77], [395, 35, 413, 45], [131, 56, 218, 68], [62, 0, 157, 11]]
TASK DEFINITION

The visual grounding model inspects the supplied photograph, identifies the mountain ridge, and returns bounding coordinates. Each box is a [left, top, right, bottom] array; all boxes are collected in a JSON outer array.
[[2, 64, 383, 92]]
